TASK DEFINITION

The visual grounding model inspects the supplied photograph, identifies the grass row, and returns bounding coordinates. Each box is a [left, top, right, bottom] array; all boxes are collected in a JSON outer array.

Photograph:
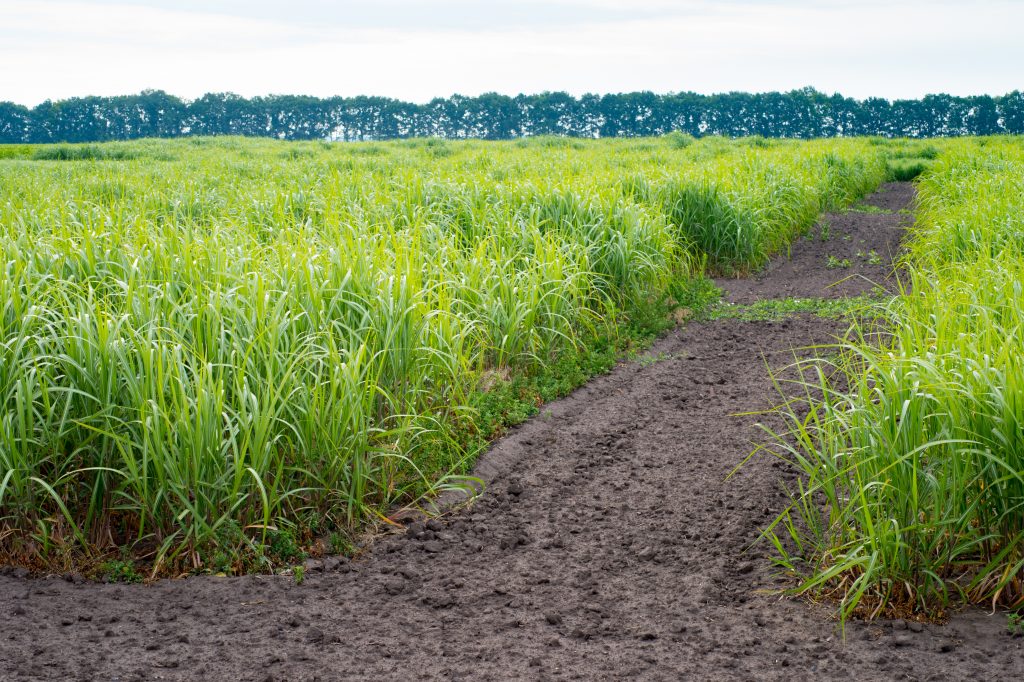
[[0, 134, 899, 576], [763, 137, 1024, 623]]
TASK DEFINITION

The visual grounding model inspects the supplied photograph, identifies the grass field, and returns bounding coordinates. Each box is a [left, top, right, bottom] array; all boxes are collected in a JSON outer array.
[[0, 134, 911, 576], [3, 131, 1020, 622], [765, 136, 1024, 620]]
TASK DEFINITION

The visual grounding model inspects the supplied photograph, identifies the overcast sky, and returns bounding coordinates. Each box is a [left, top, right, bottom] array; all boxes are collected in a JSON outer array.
[[1, 0, 1020, 106]]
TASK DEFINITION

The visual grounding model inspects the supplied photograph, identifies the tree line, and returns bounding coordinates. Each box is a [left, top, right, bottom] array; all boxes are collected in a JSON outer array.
[[2, 88, 1022, 143]]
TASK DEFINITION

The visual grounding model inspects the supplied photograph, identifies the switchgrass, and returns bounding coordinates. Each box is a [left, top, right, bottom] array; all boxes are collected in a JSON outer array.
[[30, 145, 139, 161], [0, 135, 889, 574], [877, 138, 941, 181], [762, 137, 1024, 623]]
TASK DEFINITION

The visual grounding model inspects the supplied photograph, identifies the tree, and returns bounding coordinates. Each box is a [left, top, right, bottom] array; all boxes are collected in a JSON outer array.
[[0, 101, 31, 143], [2, 90, 1021, 144]]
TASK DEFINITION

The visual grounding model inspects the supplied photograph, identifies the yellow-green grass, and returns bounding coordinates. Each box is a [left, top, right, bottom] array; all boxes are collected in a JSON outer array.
[[0, 135, 892, 574], [763, 137, 1024, 623]]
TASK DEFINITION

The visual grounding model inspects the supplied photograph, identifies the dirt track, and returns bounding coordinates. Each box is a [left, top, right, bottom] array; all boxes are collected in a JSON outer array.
[[1, 183, 1021, 681]]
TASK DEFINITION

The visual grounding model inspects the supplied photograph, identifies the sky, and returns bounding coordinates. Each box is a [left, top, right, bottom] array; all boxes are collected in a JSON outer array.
[[1, 0, 1021, 106]]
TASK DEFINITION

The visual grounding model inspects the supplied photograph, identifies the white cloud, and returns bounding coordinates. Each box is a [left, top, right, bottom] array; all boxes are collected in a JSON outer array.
[[1, 0, 1020, 105]]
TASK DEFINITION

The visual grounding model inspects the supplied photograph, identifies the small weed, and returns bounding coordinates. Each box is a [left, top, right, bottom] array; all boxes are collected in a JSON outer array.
[[636, 351, 683, 367], [669, 276, 722, 317], [826, 255, 851, 269], [638, 351, 669, 366], [855, 250, 881, 264], [1009, 612, 1024, 636], [707, 294, 886, 322], [268, 528, 305, 565], [819, 221, 831, 242], [329, 532, 355, 556], [99, 559, 143, 584], [292, 565, 306, 585]]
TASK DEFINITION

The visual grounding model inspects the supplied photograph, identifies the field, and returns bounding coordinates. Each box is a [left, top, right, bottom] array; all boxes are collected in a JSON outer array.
[[0, 135, 895, 574], [0, 134, 1022, 679], [0, 134, 1021, 605], [766, 137, 1024, 619]]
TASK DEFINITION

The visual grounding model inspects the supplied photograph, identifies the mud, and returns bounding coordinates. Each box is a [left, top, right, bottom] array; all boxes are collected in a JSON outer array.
[[1, 182, 1020, 681]]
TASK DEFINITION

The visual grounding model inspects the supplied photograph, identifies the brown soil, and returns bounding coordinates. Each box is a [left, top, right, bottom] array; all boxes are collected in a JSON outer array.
[[1, 183, 1021, 681], [717, 182, 913, 303]]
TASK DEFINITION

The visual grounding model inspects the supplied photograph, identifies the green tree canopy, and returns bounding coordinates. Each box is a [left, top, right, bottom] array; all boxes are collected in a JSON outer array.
[[2, 89, 1022, 143]]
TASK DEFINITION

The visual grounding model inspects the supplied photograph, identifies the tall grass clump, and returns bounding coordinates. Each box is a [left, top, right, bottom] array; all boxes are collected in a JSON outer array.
[[762, 137, 1024, 623], [0, 135, 891, 575], [31, 143, 139, 161], [656, 142, 887, 272], [878, 139, 942, 181]]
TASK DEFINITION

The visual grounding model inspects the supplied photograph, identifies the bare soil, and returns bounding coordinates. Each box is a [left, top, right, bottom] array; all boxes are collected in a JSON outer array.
[[717, 182, 913, 304], [1, 183, 1020, 681]]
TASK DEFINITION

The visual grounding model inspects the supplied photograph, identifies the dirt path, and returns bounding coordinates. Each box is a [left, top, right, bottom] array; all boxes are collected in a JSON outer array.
[[718, 182, 912, 303], [1, 183, 1020, 681]]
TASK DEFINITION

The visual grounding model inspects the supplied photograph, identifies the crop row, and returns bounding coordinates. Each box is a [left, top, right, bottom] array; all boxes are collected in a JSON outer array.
[[0, 135, 893, 573], [769, 136, 1024, 620]]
